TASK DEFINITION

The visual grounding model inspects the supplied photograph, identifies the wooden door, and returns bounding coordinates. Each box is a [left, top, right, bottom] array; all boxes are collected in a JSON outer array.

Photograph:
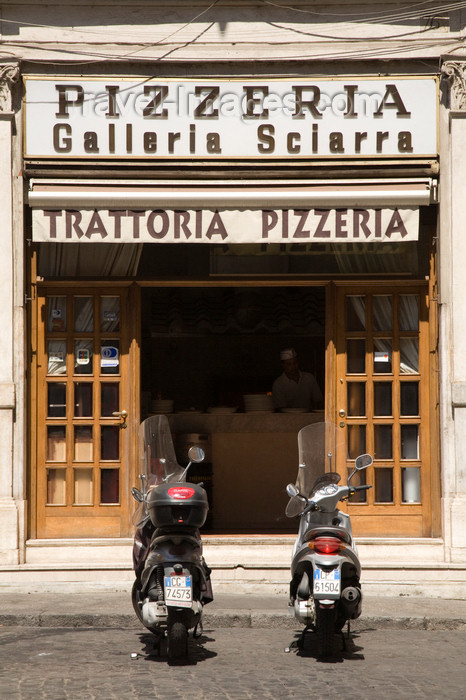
[[334, 284, 437, 537], [34, 288, 135, 538]]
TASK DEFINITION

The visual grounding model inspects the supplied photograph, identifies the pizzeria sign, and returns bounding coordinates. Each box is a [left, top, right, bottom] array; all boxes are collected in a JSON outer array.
[[32, 207, 420, 243], [24, 77, 438, 159]]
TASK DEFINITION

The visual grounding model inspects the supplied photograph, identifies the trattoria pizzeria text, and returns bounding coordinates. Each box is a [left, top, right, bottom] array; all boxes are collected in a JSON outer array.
[[32, 207, 420, 243]]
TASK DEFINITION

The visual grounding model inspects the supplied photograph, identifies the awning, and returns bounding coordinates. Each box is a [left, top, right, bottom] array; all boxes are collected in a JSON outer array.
[[29, 178, 436, 244], [29, 178, 435, 208]]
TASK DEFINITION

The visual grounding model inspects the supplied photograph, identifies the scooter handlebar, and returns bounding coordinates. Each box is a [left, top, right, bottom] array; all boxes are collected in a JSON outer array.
[[354, 484, 372, 491], [302, 501, 319, 515]]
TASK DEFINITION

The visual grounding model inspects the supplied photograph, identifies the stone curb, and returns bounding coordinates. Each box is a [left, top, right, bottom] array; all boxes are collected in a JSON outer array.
[[0, 611, 464, 630]]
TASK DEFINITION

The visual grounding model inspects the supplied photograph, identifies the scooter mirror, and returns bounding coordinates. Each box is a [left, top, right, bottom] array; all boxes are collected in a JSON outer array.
[[188, 445, 205, 463], [355, 453, 373, 470], [131, 487, 144, 502], [286, 483, 299, 498]]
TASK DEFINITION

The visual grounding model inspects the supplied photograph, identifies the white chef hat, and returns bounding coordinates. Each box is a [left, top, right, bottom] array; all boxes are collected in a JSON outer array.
[[280, 348, 297, 361]]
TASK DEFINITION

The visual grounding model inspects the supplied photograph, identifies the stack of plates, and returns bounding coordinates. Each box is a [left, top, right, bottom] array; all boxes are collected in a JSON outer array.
[[207, 406, 237, 414], [243, 394, 274, 413], [151, 399, 174, 414]]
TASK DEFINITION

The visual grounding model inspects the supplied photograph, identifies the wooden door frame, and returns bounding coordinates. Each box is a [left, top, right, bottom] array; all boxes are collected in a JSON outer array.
[[30, 281, 140, 539], [328, 279, 440, 537]]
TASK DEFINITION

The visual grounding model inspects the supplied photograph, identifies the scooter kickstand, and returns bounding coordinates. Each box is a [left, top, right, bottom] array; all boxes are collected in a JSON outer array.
[[193, 620, 203, 639], [341, 621, 351, 652]]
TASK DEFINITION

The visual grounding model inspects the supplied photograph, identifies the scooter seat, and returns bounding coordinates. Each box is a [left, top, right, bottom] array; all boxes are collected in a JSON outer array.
[[302, 526, 352, 544]]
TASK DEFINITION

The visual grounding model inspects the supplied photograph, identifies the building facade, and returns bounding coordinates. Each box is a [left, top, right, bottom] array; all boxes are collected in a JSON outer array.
[[0, 1, 465, 594]]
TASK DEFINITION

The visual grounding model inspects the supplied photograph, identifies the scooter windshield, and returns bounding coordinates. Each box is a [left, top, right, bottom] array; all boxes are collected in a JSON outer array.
[[139, 414, 184, 487], [286, 422, 345, 517], [132, 415, 185, 527]]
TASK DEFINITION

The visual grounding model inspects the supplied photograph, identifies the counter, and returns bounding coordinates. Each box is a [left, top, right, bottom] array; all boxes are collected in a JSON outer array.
[[165, 412, 324, 532], [167, 411, 324, 435]]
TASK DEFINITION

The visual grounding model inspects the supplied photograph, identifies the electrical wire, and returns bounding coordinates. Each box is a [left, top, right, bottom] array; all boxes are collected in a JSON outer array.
[[262, 0, 445, 16], [264, 19, 439, 42], [260, 0, 466, 24], [12, 35, 459, 68], [1, 0, 464, 66], [0, 0, 222, 66]]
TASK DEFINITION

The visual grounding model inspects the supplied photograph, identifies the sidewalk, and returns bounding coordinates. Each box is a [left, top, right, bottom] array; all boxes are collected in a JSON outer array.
[[0, 590, 464, 630]]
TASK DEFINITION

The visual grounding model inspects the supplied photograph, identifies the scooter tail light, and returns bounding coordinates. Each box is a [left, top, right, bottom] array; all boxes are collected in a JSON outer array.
[[309, 537, 346, 554], [167, 487, 195, 500]]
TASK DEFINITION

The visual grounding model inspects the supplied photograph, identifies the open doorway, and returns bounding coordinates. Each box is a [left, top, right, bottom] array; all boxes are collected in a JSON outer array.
[[140, 285, 325, 533]]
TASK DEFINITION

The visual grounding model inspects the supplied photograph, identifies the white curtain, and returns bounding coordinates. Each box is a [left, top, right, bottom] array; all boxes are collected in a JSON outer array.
[[333, 242, 417, 274], [38, 243, 143, 277]]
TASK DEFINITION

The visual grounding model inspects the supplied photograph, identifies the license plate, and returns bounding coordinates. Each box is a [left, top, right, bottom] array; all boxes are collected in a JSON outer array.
[[313, 568, 341, 597], [164, 575, 192, 608]]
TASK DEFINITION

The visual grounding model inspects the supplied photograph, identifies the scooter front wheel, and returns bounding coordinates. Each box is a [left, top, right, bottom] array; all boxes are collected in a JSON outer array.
[[315, 605, 337, 658], [167, 619, 188, 659]]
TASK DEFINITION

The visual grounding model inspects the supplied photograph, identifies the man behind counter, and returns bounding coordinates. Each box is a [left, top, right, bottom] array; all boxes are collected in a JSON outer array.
[[272, 348, 323, 412]]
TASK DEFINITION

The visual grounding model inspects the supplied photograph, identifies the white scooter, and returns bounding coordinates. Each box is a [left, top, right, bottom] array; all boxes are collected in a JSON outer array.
[[285, 422, 373, 658]]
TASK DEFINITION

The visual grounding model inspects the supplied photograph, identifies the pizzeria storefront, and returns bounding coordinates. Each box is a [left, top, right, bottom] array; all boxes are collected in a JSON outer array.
[[21, 75, 442, 546]]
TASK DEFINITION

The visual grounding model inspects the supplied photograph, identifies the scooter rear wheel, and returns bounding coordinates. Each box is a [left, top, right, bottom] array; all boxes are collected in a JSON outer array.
[[315, 606, 337, 658], [167, 620, 188, 659]]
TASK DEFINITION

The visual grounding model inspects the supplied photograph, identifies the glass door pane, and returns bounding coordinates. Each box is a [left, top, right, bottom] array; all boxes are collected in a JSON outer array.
[[47, 426, 66, 461], [346, 296, 366, 330], [47, 468, 66, 505], [48, 341, 67, 375], [74, 426, 93, 461], [74, 469, 93, 505], [47, 297, 67, 332], [75, 340, 93, 375], [347, 339, 365, 373], [400, 382, 419, 416], [101, 426, 120, 460], [374, 383, 392, 416], [373, 339, 392, 373], [101, 383, 119, 416], [74, 383, 93, 417], [347, 382, 365, 416], [101, 469, 119, 504], [47, 383, 67, 418], [74, 296, 94, 332], [101, 297, 120, 331], [373, 296, 392, 330]]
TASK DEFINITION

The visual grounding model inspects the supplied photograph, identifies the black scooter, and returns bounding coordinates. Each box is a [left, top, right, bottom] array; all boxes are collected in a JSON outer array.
[[131, 415, 213, 659]]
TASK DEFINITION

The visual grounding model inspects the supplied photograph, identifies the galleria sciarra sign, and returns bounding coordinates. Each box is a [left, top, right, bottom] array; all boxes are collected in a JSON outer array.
[[32, 207, 419, 243], [23, 77, 438, 159]]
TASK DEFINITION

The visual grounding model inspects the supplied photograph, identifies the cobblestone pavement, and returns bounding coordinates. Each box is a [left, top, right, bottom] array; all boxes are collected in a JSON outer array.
[[0, 625, 465, 699]]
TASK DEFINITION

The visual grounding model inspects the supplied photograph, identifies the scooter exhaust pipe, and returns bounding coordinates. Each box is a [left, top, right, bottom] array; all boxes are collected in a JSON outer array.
[[340, 586, 362, 619], [341, 586, 361, 603]]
